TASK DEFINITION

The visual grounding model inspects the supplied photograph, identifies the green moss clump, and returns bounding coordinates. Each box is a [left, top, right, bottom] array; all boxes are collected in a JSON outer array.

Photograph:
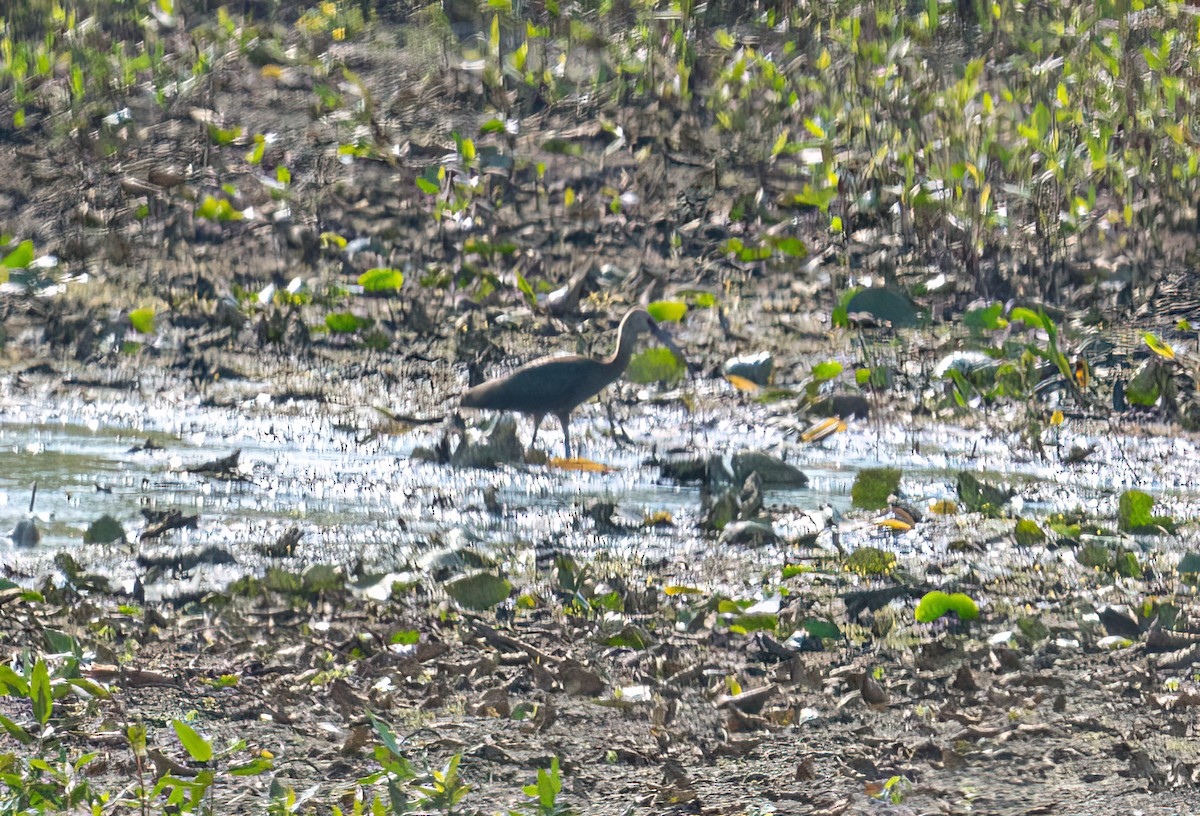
[[1013, 518, 1046, 547], [844, 546, 896, 576], [851, 468, 902, 510]]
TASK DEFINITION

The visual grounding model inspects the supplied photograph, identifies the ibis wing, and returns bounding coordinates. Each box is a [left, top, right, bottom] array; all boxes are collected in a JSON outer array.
[[463, 356, 607, 414]]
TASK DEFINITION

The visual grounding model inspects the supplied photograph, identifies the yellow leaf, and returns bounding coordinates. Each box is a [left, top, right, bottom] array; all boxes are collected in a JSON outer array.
[[643, 511, 674, 527], [1143, 331, 1176, 360], [801, 416, 846, 443], [816, 48, 831, 71], [564, 187, 575, 208], [260, 64, 283, 79], [875, 518, 913, 532], [1050, 410, 1064, 426], [664, 585, 703, 596], [929, 500, 958, 515], [724, 374, 760, 392], [549, 457, 614, 473]]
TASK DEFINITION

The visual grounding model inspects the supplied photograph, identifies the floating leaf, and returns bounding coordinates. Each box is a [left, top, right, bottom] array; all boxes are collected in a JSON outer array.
[[844, 287, 919, 327], [1177, 552, 1200, 574], [444, 571, 512, 610], [801, 619, 842, 640], [626, 348, 685, 385], [1118, 489, 1154, 531], [84, 514, 126, 544], [359, 268, 404, 292], [956, 471, 1012, 516], [548, 457, 613, 473], [647, 301, 687, 323], [915, 591, 979, 623], [801, 416, 846, 442], [725, 374, 760, 392], [129, 308, 156, 335], [1125, 359, 1161, 406]]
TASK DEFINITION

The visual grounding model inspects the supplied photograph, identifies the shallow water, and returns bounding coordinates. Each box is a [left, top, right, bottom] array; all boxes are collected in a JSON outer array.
[[2, 380, 1199, 598]]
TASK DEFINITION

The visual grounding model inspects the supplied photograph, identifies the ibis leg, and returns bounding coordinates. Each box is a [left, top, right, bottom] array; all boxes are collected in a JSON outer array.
[[557, 412, 572, 459], [529, 413, 545, 452]]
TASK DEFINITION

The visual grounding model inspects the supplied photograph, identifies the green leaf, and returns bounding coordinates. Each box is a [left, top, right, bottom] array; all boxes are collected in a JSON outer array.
[[811, 360, 843, 382], [963, 301, 1007, 330], [358, 268, 404, 292], [626, 348, 685, 385], [444, 571, 512, 610], [915, 591, 979, 623], [129, 308, 156, 335], [801, 619, 842, 640], [0, 665, 29, 696], [767, 235, 808, 257], [416, 176, 440, 194], [515, 273, 535, 307], [1118, 489, 1154, 531], [207, 124, 243, 145], [172, 719, 213, 762], [390, 629, 419, 645], [31, 659, 51, 726], [1008, 307, 1050, 331], [646, 301, 687, 323], [1, 239, 34, 269], [196, 195, 242, 221], [731, 613, 777, 633], [480, 118, 506, 134], [0, 713, 33, 745], [844, 287, 919, 327]]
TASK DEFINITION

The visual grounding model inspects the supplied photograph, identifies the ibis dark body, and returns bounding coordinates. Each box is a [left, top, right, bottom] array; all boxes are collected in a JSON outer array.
[[460, 308, 680, 458]]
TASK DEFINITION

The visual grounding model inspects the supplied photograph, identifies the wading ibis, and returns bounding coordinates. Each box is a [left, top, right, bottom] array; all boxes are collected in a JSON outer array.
[[460, 308, 684, 458]]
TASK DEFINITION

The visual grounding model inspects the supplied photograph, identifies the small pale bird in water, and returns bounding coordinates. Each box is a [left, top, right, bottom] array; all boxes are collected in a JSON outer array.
[[460, 308, 685, 459]]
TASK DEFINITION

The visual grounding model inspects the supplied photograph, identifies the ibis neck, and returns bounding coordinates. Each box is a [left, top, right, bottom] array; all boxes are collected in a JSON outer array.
[[603, 322, 641, 372]]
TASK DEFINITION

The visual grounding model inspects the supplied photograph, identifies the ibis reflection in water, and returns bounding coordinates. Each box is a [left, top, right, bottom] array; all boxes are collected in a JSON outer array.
[[460, 308, 685, 459]]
